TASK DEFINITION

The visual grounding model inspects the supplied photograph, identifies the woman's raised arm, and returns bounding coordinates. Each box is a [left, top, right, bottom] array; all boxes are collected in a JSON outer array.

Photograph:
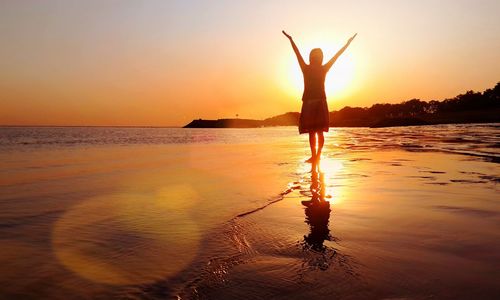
[[324, 33, 357, 71], [283, 30, 306, 71]]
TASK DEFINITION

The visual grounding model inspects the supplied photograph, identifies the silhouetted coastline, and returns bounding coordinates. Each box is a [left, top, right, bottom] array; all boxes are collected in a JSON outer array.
[[185, 82, 500, 128]]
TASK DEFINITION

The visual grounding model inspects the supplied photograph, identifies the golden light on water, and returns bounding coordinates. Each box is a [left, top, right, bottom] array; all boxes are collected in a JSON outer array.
[[321, 158, 347, 204], [322, 158, 344, 176], [295, 150, 348, 205]]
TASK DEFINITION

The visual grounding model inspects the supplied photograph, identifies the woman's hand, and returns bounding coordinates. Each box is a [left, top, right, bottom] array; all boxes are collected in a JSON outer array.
[[347, 33, 357, 44], [282, 30, 292, 40], [283, 30, 305, 70]]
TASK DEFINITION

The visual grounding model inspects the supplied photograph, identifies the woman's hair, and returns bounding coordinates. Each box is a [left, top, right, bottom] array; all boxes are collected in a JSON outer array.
[[309, 48, 323, 65]]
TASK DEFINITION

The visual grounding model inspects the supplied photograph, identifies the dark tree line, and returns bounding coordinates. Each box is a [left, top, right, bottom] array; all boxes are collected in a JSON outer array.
[[331, 82, 500, 126]]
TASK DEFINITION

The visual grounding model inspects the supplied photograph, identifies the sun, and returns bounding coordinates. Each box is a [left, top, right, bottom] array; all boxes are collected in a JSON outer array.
[[280, 41, 358, 101]]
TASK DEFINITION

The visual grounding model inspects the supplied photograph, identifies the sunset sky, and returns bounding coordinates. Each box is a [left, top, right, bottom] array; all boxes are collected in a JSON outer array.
[[1, 0, 499, 126]]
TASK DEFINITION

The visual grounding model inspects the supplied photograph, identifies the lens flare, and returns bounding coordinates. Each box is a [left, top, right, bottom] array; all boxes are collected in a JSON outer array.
[[52, 185, 200, 285]]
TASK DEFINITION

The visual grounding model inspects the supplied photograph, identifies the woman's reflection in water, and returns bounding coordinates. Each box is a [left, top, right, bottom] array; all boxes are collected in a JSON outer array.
[[300, 161, 354, 273], [301, 161, 332, 254]]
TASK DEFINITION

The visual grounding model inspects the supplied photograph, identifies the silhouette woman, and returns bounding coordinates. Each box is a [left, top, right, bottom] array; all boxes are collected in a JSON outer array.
[[283, 31, 356, 166]]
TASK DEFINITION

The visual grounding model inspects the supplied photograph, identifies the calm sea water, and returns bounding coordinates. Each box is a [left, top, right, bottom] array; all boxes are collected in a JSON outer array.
[[1, 124, 499, 161], [0, 124, 499, 299]]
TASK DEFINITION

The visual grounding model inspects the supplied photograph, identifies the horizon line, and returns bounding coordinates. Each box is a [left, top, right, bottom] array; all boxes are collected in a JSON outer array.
[[0, 125, 182, 128]]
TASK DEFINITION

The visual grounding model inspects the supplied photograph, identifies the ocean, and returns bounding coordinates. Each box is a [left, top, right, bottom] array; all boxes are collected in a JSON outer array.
[[0, 124, 499, 299]]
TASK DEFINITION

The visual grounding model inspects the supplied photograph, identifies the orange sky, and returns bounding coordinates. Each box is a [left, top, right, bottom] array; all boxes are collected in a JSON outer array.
[[1, 1, 499, 126]]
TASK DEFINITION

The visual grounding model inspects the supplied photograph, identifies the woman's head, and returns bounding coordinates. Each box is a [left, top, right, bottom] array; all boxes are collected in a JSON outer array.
[[309, 48, 323, 66]]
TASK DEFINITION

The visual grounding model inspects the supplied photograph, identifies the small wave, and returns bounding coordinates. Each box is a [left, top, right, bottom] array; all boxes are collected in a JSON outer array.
[[235, 183, 301, 218]]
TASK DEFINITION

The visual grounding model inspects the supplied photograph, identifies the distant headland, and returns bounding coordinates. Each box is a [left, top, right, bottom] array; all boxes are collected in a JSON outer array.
[[185, 82, 500, 128]]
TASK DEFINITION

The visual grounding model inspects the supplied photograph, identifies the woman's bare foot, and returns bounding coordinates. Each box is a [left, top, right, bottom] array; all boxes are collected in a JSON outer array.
[[305, 156, 315, 163]]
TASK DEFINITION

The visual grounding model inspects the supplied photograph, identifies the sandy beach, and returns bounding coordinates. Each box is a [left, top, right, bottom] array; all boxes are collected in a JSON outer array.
[[0, 125, 499, 299]]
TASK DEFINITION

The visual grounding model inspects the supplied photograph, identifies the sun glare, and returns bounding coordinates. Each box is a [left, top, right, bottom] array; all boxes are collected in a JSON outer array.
[[280, 40, 358, 101]]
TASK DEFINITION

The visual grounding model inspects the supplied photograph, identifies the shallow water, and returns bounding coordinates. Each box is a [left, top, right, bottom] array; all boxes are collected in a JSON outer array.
[[0, 125, 499, 299]]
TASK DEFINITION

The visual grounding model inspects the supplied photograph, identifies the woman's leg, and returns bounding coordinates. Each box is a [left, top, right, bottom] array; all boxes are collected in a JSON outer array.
[[316, 131, 325, 161], [308, 132, 317, 161]]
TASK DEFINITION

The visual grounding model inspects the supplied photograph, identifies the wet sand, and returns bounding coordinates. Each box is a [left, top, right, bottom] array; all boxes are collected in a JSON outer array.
[[0, 126, 499, 299], [180, 150, 500, 299]]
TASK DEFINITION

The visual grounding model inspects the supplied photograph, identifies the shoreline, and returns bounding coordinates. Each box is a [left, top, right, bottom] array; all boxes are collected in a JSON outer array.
[[183, 111, 500, 129], [2, 120, 498, 129]]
